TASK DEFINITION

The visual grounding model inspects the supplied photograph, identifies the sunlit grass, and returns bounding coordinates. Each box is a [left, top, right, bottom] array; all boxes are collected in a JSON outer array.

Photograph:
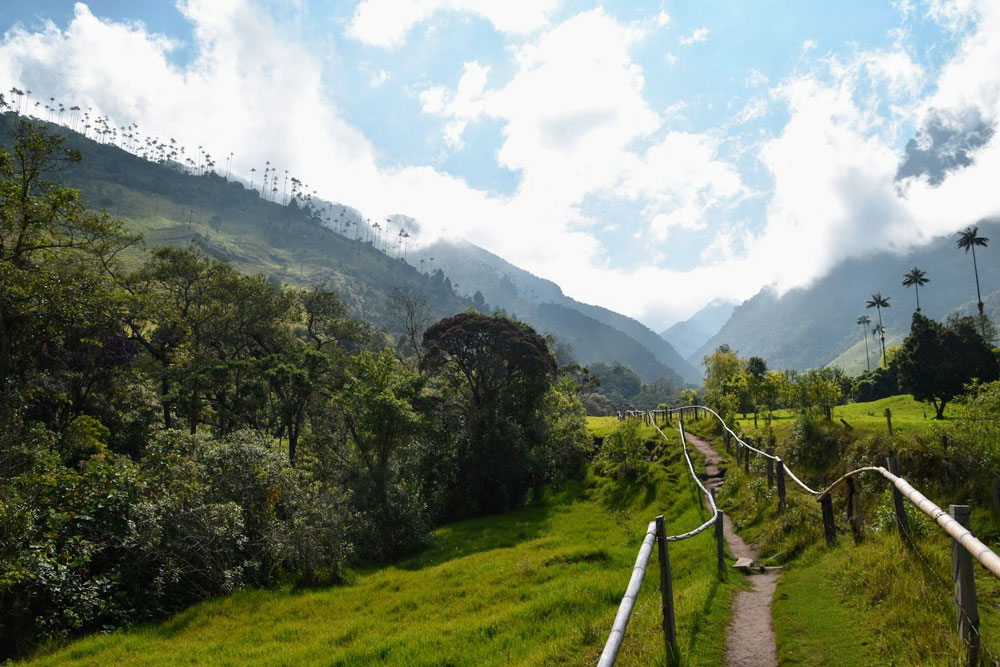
[[29, 447, 738, 665], [693, 424, 1000, 665], [730, 394, 937, 442]]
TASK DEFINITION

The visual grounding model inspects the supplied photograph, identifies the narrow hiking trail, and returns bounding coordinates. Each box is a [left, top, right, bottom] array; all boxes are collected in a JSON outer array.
[[686, 432, 779, 667]]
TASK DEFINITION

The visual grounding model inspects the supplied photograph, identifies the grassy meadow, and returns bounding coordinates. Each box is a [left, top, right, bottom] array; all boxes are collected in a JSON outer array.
[[731, 393, 937, 442], [26, 424, 738, 666], [687, 407, 1000, 666]]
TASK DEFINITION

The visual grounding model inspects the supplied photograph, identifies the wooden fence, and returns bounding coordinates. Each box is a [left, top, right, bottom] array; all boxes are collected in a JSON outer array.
[[597, 406, 1000, 666]]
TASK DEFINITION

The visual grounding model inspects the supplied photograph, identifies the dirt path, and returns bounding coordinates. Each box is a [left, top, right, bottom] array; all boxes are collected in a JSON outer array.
[[685, 432, 779, 667]]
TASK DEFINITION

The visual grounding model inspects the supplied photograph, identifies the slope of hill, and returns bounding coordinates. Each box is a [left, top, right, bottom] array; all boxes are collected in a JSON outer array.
[[660, 300, 735, 359], [532, 303, 681, 383], [411, 240, 701, 384], [692, 223, 1000, 371], [0, 113, 473, 330], [23, 452, 736, 666]]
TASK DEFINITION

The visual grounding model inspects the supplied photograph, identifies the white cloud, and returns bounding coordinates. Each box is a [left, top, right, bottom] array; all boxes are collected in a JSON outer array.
[[736, 96, 768, 124], [802, 38, 817, 51], [418, 60, 489, 149], [3, 0, 1000, 333], [745, 68, 769, 87], [655, 10, 671, 26], [422, 8, 661, 206], [369, 68, 390, 86], [617, 131, 746, 239], [678, 27, 708, 47], [346, 0, 560, 48]]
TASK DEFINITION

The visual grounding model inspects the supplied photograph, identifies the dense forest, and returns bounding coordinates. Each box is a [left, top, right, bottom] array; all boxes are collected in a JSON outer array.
[[0, 120, 593, 658]]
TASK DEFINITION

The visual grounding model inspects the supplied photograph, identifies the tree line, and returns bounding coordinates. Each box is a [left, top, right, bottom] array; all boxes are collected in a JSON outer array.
[[0, 121, 590, 659]]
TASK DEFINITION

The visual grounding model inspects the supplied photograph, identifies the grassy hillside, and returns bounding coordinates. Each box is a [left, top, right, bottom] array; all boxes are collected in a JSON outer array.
[[734, 394, 937, 442], [686, 407, 1000, 665], [0, 112, 472, 331], [27, 433, 738, 666]]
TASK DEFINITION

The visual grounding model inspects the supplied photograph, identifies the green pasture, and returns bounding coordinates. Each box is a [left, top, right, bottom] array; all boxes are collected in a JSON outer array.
[[730, 394, 937, 442], [28, 446, 738, 666]]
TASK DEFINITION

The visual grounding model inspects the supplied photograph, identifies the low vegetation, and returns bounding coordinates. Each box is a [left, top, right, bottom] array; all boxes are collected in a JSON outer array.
[[25, 428, 738, 665], [686, 378, 1000, 664]]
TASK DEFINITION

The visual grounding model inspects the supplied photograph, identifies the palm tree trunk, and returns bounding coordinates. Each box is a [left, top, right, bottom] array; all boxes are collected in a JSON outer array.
[[876, 306, 886, 367], [862, 327, 870, 372], [973, 245, 983, 314], [915, 284, 920, 312]]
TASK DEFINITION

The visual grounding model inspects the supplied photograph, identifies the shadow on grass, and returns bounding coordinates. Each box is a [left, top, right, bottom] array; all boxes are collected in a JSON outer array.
[[394, 476, 592, 572], [686, 575, 721, 656]]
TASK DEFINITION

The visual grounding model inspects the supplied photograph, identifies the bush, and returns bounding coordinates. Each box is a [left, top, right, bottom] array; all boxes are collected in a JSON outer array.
[[598, 419, 647, 479], [0, 429, 352, 659], [785, 413, 849, 471]]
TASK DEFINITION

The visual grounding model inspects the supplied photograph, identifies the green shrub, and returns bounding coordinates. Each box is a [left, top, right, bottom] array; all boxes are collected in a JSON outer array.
[[598, 419, 647, 479]]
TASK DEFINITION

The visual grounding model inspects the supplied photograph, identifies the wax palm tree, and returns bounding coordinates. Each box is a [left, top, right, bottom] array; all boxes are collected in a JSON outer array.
[[865, 293, 890, 366], [871, 323, 885, 366], [956, 226, 989, 336], [856, 315, 872, 372], [901, 267, 929, 312]]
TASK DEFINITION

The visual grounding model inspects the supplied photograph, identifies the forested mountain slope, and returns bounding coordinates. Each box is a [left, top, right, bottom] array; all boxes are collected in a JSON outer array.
[[659, 300, 735, 359], [411, 240, 700, 384]]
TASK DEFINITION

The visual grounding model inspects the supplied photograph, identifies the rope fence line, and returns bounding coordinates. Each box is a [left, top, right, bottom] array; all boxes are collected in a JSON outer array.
[[893, 509, 999, 665], [597, 405, 1000, 665], [596, 521, 658, 667], [673, 404, 1000, 580], [597, 411, 725, 666]]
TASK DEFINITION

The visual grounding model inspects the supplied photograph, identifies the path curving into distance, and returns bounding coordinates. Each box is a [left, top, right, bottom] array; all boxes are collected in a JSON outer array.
[[686, 432, 779, 667]]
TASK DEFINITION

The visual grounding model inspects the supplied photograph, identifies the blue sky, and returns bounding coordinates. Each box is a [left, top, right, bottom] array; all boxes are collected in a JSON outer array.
[[1, 1, 998, 329]]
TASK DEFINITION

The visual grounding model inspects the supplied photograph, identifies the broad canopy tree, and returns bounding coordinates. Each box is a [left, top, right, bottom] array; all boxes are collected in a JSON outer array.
[[896, 312, 999, 418], [421, 312, 557, 513]]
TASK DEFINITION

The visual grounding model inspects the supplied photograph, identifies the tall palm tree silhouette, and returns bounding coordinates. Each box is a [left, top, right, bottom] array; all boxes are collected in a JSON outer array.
[[865, 292, 890, 366], [956, 226, 989, 335], [856, 315, 872, 372], [901, 267, 929, 313]]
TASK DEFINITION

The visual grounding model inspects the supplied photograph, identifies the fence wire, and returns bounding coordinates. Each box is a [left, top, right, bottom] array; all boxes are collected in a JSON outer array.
[[894, 511, 999, 665]]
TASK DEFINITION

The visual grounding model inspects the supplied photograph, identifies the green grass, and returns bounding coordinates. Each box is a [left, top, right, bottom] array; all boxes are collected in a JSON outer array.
[[586, 416, 666, 443], [772, 548, 875, 666], [27, 448, 739, 666], [731, 394, 938, 443], [689, 419, 1000, 665]]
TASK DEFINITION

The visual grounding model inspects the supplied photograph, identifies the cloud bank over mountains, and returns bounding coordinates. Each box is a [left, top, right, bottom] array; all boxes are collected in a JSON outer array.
[[1, 0, 998, 330]]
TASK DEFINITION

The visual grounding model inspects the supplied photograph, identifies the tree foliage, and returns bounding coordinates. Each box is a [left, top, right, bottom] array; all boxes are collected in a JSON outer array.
[[0, 124, 589, 657], [896, 312, 999, 418]]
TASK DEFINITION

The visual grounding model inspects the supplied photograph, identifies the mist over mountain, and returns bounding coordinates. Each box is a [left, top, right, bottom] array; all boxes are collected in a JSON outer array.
[[659, 300, 735, 359], [694, 221, 1000, 372]]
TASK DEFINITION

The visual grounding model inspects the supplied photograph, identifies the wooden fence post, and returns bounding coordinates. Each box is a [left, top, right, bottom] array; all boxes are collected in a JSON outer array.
[[655, 515, 679, 665], [776, 458, 786, 512], [887, 456, 910, 539], [710, 489, 725, 580], [766, 448, 774, 489], [950, 505, 980, 667], [885, 407, 894, 437], [743, 439, 750, 474], [724, 430, 731, 453], [846, 475, 862, 543], [821, 494, 837, 546]]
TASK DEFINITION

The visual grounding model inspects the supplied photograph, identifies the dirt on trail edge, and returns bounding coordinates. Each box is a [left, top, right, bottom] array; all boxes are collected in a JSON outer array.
[[686, 432, 779, 667]]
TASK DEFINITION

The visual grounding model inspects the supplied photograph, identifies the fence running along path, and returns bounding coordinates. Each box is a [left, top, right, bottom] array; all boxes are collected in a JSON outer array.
[[597, 411, 723, 667], [596, 405, 1000, 666]]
